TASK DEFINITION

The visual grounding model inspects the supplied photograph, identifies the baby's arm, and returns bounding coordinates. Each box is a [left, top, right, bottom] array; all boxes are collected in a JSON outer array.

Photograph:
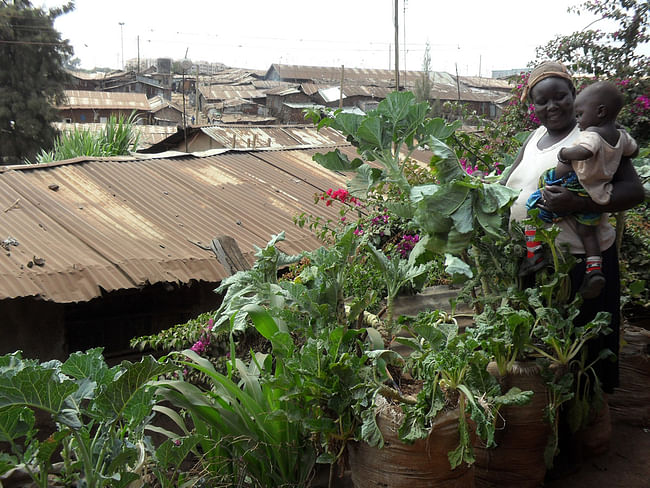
[[558, 144, 594, 163]]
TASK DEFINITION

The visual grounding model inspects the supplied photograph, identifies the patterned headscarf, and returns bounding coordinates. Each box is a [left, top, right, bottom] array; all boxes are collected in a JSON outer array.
[[520, 61, 573, 103]]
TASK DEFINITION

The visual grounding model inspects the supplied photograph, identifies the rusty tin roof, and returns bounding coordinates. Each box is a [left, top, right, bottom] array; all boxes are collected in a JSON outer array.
[[0, 148, 351, 303], [60, 90, 151, 111]]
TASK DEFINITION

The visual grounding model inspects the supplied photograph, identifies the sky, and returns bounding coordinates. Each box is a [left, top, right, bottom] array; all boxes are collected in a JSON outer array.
[[42, 0, 612, 76]]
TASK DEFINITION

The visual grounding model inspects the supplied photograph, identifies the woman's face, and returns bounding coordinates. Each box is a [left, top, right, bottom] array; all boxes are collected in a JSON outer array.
[[530, 77, 576, 132]]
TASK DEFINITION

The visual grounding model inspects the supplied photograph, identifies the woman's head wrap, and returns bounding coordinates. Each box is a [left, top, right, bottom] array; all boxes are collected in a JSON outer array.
[[520, 61, 573, 103]]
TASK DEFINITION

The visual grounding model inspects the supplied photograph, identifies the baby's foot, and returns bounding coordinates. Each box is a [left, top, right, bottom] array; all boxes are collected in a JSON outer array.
[[579, 270, 606, 299]]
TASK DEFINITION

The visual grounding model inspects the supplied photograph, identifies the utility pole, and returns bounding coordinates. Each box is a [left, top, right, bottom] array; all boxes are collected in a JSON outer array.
[[195, 65, 200, 125], [394, 0, 399, 90], [339, 65, 344, 109], [403, 0, 407, 90], [137, 35, 140, 74], [118, 22, 124, 69]]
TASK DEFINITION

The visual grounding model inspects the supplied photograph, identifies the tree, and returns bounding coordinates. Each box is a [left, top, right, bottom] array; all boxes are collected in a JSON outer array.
[[0, 0, 74, 164], [414, 41, 432, 103], [534, 0, 649, 145], [534, 0, 648, 79]]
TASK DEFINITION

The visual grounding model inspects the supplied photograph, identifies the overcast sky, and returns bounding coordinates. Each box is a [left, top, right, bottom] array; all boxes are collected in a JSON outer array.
[[44, 0, 613, 76]]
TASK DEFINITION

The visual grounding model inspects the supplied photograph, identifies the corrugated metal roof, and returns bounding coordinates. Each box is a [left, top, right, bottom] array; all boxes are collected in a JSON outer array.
[[201, 86, 267, 101], [459, 76, 513, 91], [67, 70, 129, 81], [319, 87, 345, 103], [59, 90, 151, 111], [148, 95, 183, 113], [0, 149, 351, 303], [265, 85, 301, 96], [269, 64, 454, 88], [198, 126, 348, 149], [51, 122, 178, 149]]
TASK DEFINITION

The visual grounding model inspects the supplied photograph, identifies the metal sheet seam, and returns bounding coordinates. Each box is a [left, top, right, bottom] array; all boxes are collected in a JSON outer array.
[[247, 150, 336, 196], [1, 173, 140, 290]]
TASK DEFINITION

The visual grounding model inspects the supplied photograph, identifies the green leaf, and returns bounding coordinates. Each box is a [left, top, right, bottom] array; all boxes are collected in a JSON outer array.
[[357, 116, 386, 149], [424, 118, 462, 140], [482, 183, 520, 210], [0, 405, 34, 443], [241, 304, 280, 339], [360, 407, 383, 448], [0, 451, 17, 477], [444, 254, 473, 280], [313, 149, 362, 172], [451, 198, 474, 234], [348, 163, 384, 195], [475, 208, 504, 238], [410, 183, 440, 203], [0, 366, 78, 417], [494, 387, 533, 406], [427, 136, 462, 182], [94, 357, 175, 421], [61, 348, 108, 383], [331, 112, 364, 137], [376, 91, 415, 124], [154, 436, 201, 470]]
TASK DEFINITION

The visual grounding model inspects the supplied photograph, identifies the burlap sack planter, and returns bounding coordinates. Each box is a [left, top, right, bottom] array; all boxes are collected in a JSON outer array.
[[473, 361, 550, 488], [348, 403, 474, 488], [609, 325, 650, 427]]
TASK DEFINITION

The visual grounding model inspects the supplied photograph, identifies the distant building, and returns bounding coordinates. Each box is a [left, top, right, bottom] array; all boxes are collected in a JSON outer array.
[[492, 68, 529, 79], [57, 90, 153, 124]]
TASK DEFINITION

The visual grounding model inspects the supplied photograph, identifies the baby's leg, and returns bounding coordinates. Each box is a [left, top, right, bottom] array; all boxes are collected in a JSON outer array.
[[576, 221, 605, 299]]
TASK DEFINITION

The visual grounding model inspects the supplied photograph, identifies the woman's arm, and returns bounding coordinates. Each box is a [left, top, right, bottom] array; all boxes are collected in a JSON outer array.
[[542, 156, 644, 213]]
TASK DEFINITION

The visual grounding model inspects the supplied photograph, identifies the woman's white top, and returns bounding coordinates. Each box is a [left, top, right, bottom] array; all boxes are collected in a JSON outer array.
[[506, 125, 616, 254]]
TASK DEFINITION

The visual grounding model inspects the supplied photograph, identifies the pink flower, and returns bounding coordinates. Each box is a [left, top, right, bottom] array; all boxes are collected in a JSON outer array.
[[353, 227, 364, 236]]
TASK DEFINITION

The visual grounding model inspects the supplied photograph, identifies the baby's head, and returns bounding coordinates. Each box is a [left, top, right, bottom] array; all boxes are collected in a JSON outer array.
[[574, 81, 624, 130]]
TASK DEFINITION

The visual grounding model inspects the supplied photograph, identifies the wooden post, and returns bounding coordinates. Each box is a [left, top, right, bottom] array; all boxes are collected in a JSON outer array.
[[232, 134, 236, 148], [252, 134, 257, 149]]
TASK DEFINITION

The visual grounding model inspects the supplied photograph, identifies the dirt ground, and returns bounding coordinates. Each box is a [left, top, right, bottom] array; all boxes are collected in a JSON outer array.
[[545, 419, 650, 488]]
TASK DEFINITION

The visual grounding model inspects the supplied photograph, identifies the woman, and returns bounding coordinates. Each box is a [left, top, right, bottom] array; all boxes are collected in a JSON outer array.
[[505, 61, 644, 394], [504, 61, 644, 476]]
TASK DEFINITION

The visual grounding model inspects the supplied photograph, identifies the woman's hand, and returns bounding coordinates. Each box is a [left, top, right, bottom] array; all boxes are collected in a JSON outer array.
[[538, 185, 584, 215]]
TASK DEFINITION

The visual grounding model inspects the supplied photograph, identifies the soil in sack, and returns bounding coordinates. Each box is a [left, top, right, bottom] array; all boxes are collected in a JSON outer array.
[[348, 398, 474, 488], [474, 361, 550, 488]]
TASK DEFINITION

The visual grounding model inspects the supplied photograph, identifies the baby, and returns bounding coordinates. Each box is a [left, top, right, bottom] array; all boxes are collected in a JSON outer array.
[[523, 81, 639, 299]]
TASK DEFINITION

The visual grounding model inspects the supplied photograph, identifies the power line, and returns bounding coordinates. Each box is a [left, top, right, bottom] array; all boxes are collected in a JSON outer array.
[[0, 39, 68, 46]]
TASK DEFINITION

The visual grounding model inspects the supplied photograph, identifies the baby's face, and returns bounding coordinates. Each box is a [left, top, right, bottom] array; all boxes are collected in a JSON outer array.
[[574, 92, 602, 130]]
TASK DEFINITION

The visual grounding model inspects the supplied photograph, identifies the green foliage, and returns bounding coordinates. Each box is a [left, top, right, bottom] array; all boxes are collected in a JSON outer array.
[[33, 112, 142, 163], [535, 0, 648, 79], [0, 349, 175, 487], [0, 0, 73, 164], [618, 199, 650, 314], [156, 348, 317, 487], [397, 312, 533, 468], [534, 0, 649, 144], [311, 91, 519, 265]]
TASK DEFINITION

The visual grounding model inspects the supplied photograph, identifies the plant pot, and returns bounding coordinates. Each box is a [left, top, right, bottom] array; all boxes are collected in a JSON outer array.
[[577, 395, 611, 458], [348, 402, 474, 488], [473, 361, 550, 488]]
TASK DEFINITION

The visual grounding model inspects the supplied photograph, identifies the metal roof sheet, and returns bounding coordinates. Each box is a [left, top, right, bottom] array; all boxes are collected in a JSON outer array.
[[51, 122, 178, 149], [198, 126, 348, 149], [60, 90, 151, 111], [0, 149, 350, 303], [201, 86, 267, 101], [268, 64, 455, 89]]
